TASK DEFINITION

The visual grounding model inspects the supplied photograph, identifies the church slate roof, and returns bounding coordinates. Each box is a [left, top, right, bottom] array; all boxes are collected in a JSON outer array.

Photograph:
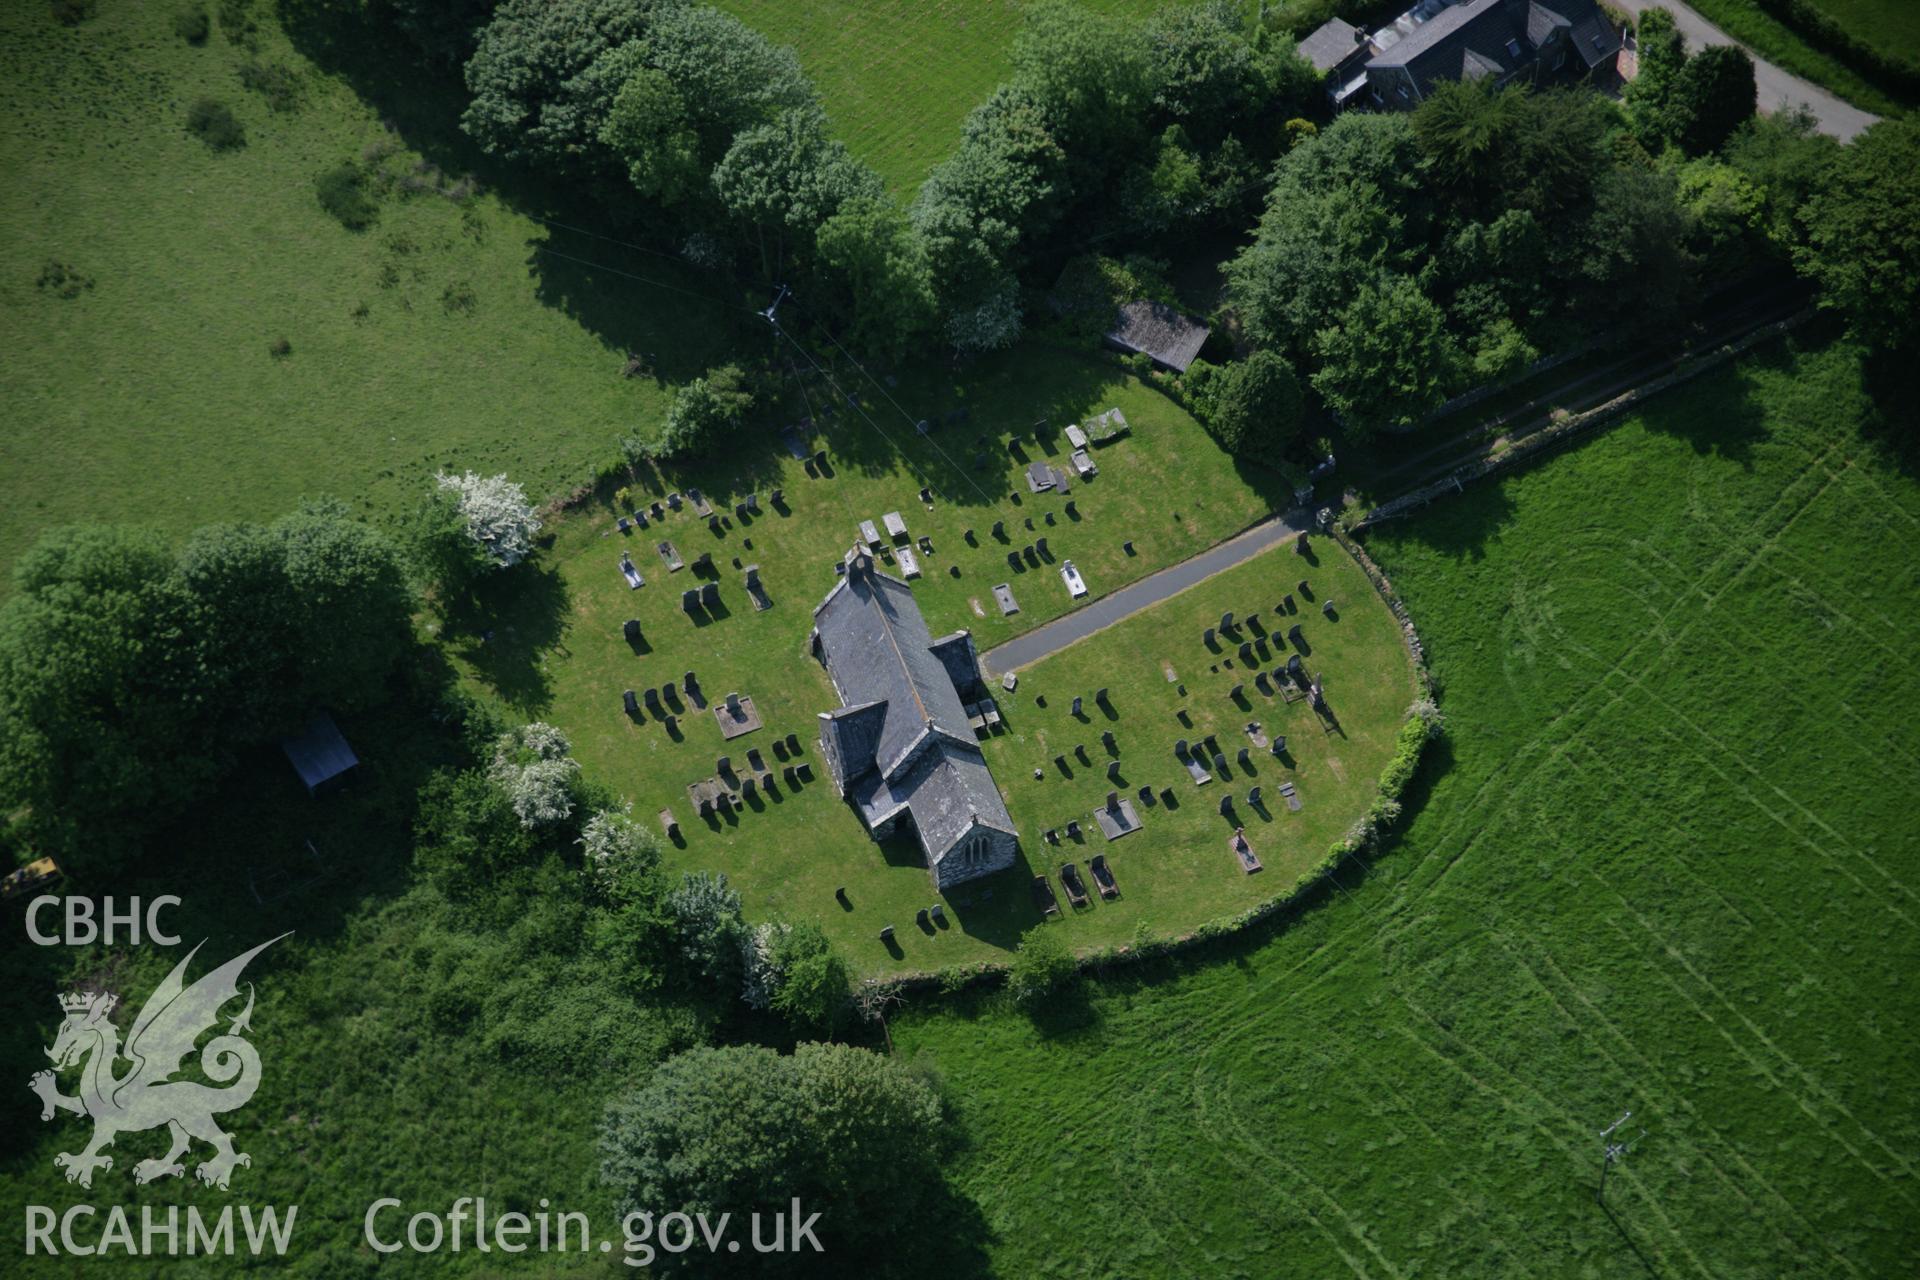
[[814, 551, 1015, 866]]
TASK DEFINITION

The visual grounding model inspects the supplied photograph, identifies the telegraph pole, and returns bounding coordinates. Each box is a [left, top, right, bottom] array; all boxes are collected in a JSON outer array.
[[1596, 1110, 1645, 1205]]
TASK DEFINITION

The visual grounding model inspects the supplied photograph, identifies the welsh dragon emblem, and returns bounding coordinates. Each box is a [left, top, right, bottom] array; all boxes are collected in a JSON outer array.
[[29, 934, 288, 1190]]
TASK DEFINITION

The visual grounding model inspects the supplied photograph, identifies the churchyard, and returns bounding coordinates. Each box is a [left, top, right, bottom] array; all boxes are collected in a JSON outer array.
[[470, 346, 1403, 971]]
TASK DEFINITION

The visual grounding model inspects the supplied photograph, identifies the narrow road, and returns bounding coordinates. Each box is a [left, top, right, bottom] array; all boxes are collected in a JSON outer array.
[[981, 512, 1306, 676], [1612, 0, 1880, 141]]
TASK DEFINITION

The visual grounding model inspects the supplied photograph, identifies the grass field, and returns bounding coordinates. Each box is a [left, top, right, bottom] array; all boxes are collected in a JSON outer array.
[[890, 335, 1920, 1276], [1682, 0, 1916, 116], [0, 0, 737, 593], [712, 0, 1184, 193], [461, 342, 1366, 972]]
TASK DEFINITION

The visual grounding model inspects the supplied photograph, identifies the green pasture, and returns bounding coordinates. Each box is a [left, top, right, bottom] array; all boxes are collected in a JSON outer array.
[[459, 341, 1344, 972], [891, 335, 1920, 1277], [0, 0, 735, 593]]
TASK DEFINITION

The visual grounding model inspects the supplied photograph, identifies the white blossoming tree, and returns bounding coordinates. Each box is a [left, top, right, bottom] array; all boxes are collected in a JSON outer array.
[[578, 806, 660, 892], [437, 470, 542, 568], [488, 722, 580, 828]]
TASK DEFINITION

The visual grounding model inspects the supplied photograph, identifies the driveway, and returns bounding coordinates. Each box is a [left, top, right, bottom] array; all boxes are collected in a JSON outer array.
[[1611, 0, 1879, 141], [980, 512, 1306, 676]]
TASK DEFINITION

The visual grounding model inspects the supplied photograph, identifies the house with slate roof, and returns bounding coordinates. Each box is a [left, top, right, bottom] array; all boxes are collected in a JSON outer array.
[[1301, 0, 1620, 112], [812, 547, 1018, 890]]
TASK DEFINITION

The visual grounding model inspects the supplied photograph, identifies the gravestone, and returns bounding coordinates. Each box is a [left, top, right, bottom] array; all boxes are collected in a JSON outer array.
[[1122, 540, 1135, 555], [1065, 500, 1077, 518], [1298, 579, 1309, 596], [1273, 735, 1287, 754], [992, 520, 1005, 540], [684, 671, 700, 695], [1066, 820, 1081, 839], [1219, 795, 1234, 816], [1174, 738, 1190, 758], [1295, 533, 1309, 556], [1283, 594, 1295, 614], [1255, 671, 1273, 696], [784, 765, 799, 786], [1036, 537, 1050, 559], [716, 756, 731, 776], [700, 582, 720, 609], [747, 748, 765, 772], [1323, 599, 1335, 617], [741, 776, 756, 799], [1101, 730, 1117, 752], [644, 687, 662, 711], [725, 692, 742, 715], [1221, 610, 1235, 631], [1228, 683, 1243, 701], [1239, 642, 1255, 665], [746, 493, 759, 513], [1249, 786, 1262, 807], [624, 618, 641, 643], [1071, 695, 1083, 717], [1237, 747, 1251, 767], [1203, 627, 1215, 647], [623, 690, 638, 715], [1044, 512, 1056, 526], [1107, 761, 1121, 781], [1095, 687, 1109, 706], [681, 588, 700, 614]]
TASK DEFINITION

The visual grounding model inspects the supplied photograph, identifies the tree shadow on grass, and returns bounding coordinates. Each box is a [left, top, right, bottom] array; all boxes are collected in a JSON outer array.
[[279, 0, 735, 378], [444, 557, 571, 714]]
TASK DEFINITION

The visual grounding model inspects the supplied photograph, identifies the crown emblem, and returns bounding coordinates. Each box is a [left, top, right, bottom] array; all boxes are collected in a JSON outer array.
[[59, 990, 115, 1016]]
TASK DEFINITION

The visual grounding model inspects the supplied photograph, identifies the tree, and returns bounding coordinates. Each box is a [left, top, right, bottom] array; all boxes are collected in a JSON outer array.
[[912, 83, 1066, 300], [656, 363, 755, 458], [1797, 119, 1920, 353], [1575, 164, 1692, 330], [269, 498, 414, 712], [1412, 77, 1530, 212], [632, 3, 811, 152], [1672, 45, 1756, 156], [488, 722, 581, 828], [668, 870, 746, 983], [0, 527, 211, 874], [436, 470, 542, 568], [712, 106, 882, 278], [1193, 350, 1303, 460], [1626, 6, 1688, 150], [598, 66, 705, 203], [461, 0, 658, 172], [945, 277, 1024, 353], [599, 1043, 948, 1264], [578, 805, 661, 894], [1311, 276, 1461, 432], [1720, 108, 1839, 255], [767, 922, 851, 1033], [1226, 112, 1428, 353], [1144, 0, 1267, 143], [1007, 925, 1078, 1007], [814, 196, 938, 361], [1010, 0, 1153, 170]]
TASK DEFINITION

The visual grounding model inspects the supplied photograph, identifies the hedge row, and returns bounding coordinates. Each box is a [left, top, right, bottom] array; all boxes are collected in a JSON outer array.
[[1755, 0, 1920, 99]]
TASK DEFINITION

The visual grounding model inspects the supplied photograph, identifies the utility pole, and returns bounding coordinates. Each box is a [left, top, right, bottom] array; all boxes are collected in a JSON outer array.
[[760, 283, 790, 327], [1596, 1110, 1645, 1205]]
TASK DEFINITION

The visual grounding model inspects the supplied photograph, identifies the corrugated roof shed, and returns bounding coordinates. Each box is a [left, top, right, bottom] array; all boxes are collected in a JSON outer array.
[[1105, 300, 1211, 373], [281, 713, 358, 795]]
